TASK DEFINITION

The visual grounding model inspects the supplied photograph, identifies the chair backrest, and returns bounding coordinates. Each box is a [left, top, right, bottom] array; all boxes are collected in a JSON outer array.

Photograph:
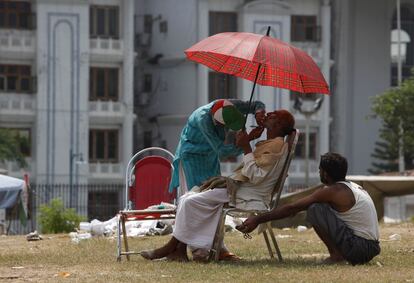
[[126, 148, 176, 210], [270, 129, 300, 209]]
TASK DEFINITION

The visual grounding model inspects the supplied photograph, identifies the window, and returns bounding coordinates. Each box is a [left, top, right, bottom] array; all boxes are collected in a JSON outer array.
[[90, 6, 119, 39], [0, 65, 33, 93], [209, 72, 237, 101], [295, 132, 317, 159], [0, 1, 32, 29], [88, 190, 119, 221], [209, 11, 237, 35], [0, 128, 31, 157], [208, 12, 238, 102], [291, 15, 318, 42], [390, 5, 414, 86], [89, 67, 119, 101], [89, 129, 118, 162]]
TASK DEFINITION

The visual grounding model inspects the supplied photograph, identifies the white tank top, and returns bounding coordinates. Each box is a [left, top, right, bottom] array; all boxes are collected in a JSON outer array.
[[333, 181, 379, 241]]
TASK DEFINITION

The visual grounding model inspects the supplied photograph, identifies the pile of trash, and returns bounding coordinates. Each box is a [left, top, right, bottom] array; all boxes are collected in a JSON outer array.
[[69, 202, 245, 243], [69, 202, 176, 243]]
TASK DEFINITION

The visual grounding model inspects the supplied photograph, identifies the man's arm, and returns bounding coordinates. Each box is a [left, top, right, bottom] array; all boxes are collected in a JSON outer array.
[[196, 112, 242, 157], [237, 186, 336, 233]]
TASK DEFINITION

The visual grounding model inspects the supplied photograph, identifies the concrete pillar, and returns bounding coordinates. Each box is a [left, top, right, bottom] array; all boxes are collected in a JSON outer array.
[[197, 0, 209, 107], [320, 0, 331, 155], [122, 0, 135, 173]]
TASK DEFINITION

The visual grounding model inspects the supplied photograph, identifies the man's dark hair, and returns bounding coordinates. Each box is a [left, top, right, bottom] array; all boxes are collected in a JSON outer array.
[[320, 152, 348, 182]]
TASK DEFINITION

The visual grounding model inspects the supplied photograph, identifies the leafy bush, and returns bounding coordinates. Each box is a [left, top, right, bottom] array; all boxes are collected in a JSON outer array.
[[39, 198, 85, 234]]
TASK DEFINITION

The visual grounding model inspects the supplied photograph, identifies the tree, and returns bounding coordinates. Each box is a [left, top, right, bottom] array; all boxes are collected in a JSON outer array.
[[369, 72, 414, 174], [0, 128, 28, 168]]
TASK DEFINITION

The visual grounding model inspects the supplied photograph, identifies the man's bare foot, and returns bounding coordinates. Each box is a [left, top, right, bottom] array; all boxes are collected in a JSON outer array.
[[140, 250, 160, 260], [140, 237, 180, 260], [140, 248, 172, 260], [166, 250, 189, 262]]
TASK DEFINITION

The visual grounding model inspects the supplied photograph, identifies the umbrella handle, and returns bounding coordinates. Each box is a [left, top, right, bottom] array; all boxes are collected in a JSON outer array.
[[243, 64, 262, 130]]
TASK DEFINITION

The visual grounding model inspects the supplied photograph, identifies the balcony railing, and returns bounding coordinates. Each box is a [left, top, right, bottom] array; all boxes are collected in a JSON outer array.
[[89, 38, 123, 61], [0, 93, 35, 117], [89, 100, 123, 113], [88, 162, 123, 179], [0, 30, 36, 57], [89, 100, 125, 124]]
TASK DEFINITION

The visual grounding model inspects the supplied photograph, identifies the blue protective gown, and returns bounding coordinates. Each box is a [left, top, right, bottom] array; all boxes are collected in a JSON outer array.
[[169, 99, 265, 192]]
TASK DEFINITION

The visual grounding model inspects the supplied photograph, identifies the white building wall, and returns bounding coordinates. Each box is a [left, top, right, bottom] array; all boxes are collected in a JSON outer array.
[[35, 0, 90, 184], [137, 0, 331, 185], [1, 0, 134, 185], [332, 0, 392, 174]]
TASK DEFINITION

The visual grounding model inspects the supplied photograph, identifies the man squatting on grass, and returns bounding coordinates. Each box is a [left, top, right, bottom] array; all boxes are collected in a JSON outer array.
[[238, 152, 381, 265], [140, 109, 295, 261]]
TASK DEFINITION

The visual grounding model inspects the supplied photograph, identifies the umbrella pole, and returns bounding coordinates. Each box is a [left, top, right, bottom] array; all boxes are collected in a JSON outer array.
[[243, 64, 261, 129], [244, 26, 271, 129]]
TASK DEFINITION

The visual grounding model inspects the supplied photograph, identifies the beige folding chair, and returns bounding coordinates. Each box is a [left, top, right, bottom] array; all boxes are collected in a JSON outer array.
[[208, 129, 299, 262]]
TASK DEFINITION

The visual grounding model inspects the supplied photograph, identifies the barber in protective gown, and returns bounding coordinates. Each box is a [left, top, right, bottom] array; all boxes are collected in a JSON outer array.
[[169, 99, 265, 197]]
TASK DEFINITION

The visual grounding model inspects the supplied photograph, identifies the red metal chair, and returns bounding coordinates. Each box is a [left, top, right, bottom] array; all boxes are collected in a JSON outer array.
[[116, 147, 176, 261]]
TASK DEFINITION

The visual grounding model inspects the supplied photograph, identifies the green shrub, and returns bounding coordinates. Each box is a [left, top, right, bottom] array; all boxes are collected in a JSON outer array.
[[38, 198, 85, 234]]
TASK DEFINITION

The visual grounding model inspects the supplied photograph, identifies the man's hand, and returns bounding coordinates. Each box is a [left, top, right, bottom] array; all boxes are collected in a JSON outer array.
[[255, 109, 266, 127], [235, 130, 252, 154], [248, 126, 264, 141], [236, 216, 259, 233]]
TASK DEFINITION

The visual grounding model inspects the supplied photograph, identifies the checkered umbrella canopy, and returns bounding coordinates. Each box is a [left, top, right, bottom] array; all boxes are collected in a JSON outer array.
[[185, 31, 330, 94]]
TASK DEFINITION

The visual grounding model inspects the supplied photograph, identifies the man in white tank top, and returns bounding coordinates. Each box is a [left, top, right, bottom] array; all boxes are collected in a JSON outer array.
[[238, 152, 380, 265]]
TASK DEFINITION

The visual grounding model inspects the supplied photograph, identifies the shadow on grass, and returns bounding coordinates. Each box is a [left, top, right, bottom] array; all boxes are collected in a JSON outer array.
[[204, 257, 383, 268]]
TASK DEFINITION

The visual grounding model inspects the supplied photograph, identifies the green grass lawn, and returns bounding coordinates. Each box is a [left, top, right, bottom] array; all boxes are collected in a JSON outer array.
[[0, 223, 413, 282]]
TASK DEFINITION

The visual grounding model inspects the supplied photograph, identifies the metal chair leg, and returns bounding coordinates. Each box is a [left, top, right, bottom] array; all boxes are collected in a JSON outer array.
[[116, 214, 122, 262], [262, 228, 274, 259], [121, 214, 130, 261], [267, 222, 283, 262], [214, 211, 227, 261], [208, 209, 226, 262]]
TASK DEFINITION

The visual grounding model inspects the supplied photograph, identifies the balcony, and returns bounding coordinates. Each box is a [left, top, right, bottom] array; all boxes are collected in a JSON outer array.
[[88, 162, 123, 180], [0, 30, 36, 60], [89, 100, 125, 124], [89, 38, 123, 62], [0, 93, 35, 122]]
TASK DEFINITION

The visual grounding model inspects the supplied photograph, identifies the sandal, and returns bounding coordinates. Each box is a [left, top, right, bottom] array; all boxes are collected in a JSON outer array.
[[219, 251, 242, 261]]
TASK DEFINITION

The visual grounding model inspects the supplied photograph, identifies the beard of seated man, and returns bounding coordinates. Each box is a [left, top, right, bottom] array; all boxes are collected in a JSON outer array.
[[140, 109, 295, 262]]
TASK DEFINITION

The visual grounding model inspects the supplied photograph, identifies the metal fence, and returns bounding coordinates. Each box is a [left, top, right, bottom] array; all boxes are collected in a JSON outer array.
[[6, 183, 125, 235], [5, 182, 312, 235]]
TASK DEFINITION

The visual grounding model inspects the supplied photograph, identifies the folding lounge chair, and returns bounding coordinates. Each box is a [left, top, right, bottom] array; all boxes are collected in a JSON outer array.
[[209, 129, 299, 262], [116, 147, 176, 261]]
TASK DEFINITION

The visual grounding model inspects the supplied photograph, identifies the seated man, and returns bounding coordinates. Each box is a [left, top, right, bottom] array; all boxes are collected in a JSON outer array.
[[140, 109, 295, 262], [238, 152, 381, 265]]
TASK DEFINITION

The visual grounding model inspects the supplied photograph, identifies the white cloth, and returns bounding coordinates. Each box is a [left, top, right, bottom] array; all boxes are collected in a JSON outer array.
[[178, 161, 189, 199], [232, 144, 288, 210], [172, 138, 288, 249], [334, 181, 380, 241], [173, 189, 229, 249]]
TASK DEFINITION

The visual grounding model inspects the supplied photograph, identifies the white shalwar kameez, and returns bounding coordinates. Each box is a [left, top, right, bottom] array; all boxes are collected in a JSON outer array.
[[173, 137, 288, 250]]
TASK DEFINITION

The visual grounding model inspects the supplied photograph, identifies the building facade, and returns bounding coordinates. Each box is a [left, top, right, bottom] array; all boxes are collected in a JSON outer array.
[[133, 0, 332, 188], [0, 0, 135, 187]]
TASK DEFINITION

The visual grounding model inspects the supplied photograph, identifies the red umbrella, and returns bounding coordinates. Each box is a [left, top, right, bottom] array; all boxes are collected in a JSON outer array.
[[185, 27, 329, 104]]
